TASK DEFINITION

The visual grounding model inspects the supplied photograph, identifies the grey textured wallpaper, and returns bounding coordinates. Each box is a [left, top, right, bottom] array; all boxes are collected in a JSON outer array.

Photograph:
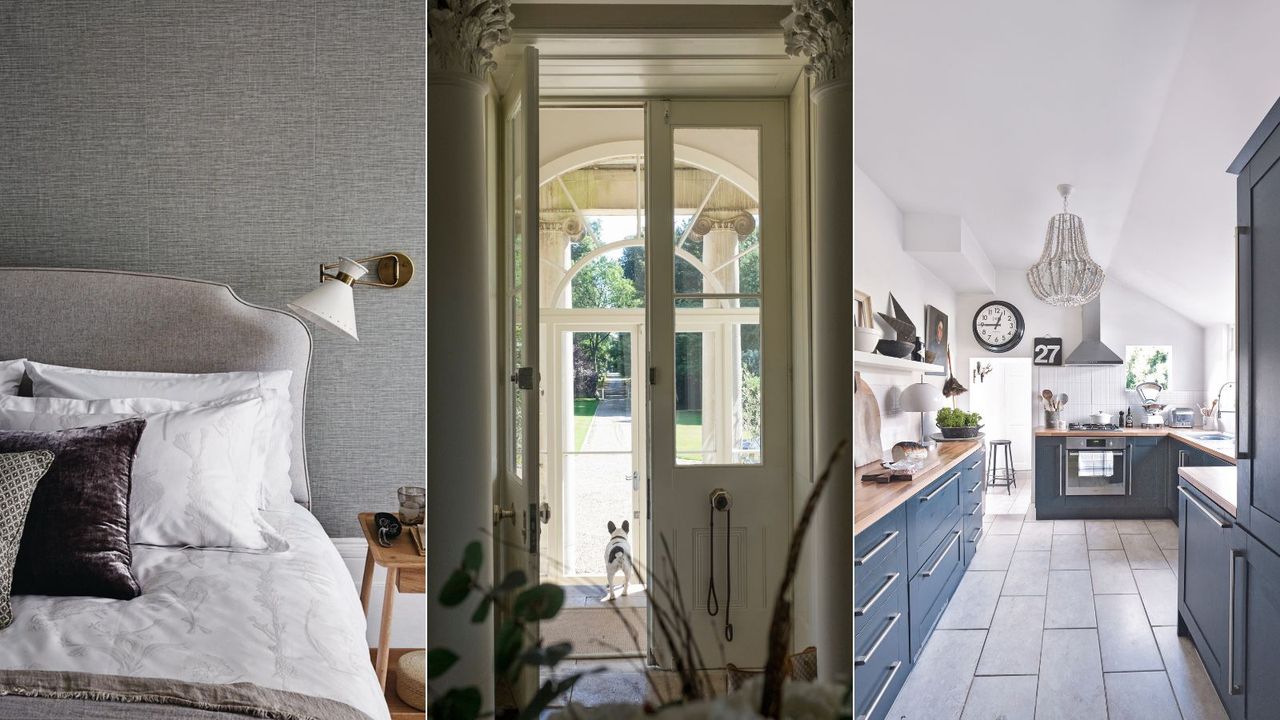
[[0, 2, 425, 537]]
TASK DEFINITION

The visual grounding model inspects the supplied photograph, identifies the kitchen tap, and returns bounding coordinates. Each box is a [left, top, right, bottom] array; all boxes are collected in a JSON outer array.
[[1215, 381, 1237, 433]]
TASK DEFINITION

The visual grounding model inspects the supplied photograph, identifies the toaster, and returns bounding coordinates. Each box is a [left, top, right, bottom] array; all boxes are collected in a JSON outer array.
[[1169, 407, 1195, 428]]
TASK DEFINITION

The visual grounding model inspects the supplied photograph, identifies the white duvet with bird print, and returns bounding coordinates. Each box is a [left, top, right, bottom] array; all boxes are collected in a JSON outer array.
[[0, 505, 389, 720]]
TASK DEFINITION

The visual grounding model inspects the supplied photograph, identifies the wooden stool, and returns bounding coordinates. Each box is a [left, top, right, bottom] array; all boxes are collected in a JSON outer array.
[[988, 439, 1016, 494]]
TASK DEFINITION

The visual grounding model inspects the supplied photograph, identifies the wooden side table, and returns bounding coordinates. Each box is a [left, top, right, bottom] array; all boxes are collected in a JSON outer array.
[[357, 512, 426, 689]]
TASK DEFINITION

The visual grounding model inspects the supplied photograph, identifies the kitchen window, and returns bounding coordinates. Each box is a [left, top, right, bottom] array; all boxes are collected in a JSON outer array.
[[1125, 345, 1172, 389]]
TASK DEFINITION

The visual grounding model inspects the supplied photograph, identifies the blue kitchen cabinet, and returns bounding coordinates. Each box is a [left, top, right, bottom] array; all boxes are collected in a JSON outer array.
[[1127, 437, 1167, 516], [1240, 529, 1280, 720], [853, 445, 984, 720], [1177, 479, 1244, 719], [1231, 96, 1280, 555]]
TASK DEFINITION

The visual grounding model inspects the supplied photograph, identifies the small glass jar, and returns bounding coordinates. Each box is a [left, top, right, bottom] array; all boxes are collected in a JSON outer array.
[[398, 486, 425, 526]]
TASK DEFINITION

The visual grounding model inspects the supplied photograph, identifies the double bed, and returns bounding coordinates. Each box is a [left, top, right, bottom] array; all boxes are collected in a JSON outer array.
[[0, 268, 391, 720]]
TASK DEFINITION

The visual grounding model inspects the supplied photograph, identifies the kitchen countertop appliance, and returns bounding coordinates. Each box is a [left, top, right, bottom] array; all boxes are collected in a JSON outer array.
[[1062, 436, 1129, 496], [1169, 407, 1195, 429], [1135, 381, 1166, 428]]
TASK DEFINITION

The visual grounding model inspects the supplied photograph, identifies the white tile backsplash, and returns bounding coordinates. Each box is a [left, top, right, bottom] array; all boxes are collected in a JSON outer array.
[[1032, 365, 1210, 426]]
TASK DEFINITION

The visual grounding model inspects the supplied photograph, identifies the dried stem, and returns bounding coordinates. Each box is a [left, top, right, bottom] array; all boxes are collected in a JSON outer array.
[[759, 440, 849, 718]]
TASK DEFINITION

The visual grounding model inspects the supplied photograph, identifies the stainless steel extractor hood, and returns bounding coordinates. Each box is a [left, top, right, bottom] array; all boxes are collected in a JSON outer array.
[[1065, 298, 1123, 365]]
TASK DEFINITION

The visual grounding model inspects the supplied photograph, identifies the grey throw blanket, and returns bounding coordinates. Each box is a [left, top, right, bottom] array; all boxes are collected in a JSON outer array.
[[0, 670, 376, 720]]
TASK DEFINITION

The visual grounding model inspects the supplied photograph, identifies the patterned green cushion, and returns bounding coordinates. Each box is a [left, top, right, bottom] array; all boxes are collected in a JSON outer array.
[[0, 450, 54, 629]]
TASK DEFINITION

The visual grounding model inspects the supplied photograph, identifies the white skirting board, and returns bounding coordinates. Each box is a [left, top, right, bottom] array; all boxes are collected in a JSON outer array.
[[332, 538, 426, 649]]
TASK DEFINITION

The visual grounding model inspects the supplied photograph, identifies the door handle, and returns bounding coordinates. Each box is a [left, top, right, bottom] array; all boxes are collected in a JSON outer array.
[[854, 612, 901, 666], [1228, 548, 1243, 695], [920, 472, 959, 502], [492, 503, 516, 527], [854, 531, 899, 566], [923, 531, 961, 577], [1178, 486, 1231, 528], [537, 502, 551, 524], [854, 573, 899, 616], [509, 366, 536, 390], [627, 471, 640, 491]]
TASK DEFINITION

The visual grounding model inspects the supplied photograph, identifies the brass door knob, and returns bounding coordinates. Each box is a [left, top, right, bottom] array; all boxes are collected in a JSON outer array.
[[492, 503, 516, 527]]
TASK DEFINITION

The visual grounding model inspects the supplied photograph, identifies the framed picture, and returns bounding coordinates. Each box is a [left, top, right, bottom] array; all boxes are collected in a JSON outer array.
[[924, 305, 948, 365], [855, 290, 873, 328]]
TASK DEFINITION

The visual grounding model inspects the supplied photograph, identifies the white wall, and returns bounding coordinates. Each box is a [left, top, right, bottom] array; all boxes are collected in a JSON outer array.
[[855, 167, 958, 453], [1204, 323, 1235, 397], [334, 539, 426, 649], [952, 269, 1208, 417]]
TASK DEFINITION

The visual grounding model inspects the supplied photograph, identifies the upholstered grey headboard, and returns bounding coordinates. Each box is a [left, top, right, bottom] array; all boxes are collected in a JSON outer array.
[[0, 267, 313, 506]]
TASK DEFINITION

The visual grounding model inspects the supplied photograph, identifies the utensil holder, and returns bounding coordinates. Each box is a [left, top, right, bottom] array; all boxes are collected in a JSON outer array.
[[1045, 410, 1059, 428]]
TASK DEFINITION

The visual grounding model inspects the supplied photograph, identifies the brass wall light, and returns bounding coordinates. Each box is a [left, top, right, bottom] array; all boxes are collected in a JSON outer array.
[[288, 252, 415, 341]]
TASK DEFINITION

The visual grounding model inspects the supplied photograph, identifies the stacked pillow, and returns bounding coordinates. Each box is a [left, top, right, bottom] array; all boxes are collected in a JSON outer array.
[[0, 359, 297, 615], [0, 450, 55, 628]]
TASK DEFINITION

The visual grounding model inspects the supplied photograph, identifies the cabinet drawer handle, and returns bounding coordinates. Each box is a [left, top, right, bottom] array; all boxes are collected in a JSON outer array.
[[856, 661, 902, 720], [1229, 548, 1243, 695], [854, 573, 899, 617], [968, 527, 983, 544], [854, 530, 899, 567], [967, 504, 981, 517], [921, 472, 959, 502], [968, 458, 982, 471], [968, 478, 982, 494], [854, 612, 901, 667], [923, 531, 961, 577], [1178, 486, 1231, 529]]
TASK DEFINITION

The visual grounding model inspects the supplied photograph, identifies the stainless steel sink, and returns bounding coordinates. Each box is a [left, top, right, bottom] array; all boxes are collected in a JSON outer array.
[[1192, 433, 1233, 441]]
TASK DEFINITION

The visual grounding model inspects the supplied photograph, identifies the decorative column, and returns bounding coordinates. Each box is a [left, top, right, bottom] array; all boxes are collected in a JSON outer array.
[[539, 215, 578, 309], [427, 0, 512, 709], [784, 0, 852, 683], [694, 212, 757, 461]]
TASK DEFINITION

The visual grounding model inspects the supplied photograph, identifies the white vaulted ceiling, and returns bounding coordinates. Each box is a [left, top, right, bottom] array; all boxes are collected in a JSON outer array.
[[856, 0, 1280, 326]]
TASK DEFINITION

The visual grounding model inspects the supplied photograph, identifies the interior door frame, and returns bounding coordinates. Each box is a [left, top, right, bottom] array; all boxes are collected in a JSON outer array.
[[542, 311, 648, 583], [646, 98, 791, 665]]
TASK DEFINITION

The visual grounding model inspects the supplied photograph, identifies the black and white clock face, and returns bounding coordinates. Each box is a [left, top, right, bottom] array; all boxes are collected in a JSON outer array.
[[973, 301, 1025, 353]]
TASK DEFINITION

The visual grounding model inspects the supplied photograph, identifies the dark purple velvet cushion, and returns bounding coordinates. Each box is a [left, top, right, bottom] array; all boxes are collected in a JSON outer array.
[[0, 419, 144, 599]]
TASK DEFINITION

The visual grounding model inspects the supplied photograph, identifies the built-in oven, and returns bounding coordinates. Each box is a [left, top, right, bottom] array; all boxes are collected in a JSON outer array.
[[1063, 437, 1129, 496]]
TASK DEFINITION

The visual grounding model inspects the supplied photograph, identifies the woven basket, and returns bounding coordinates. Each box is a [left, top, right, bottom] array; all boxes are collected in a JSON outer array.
[[396, 650, 426, 711]]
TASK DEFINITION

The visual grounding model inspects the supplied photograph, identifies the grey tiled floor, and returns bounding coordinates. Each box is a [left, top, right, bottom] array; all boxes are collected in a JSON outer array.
[[885, 504, 1229, 720]]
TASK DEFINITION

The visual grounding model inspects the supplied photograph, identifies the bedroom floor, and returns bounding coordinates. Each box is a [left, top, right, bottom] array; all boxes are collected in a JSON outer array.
[[884, 505, 1228, 720]]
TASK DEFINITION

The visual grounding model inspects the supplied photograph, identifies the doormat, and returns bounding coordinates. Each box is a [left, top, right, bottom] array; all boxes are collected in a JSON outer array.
[[543, 606, 647, 658]]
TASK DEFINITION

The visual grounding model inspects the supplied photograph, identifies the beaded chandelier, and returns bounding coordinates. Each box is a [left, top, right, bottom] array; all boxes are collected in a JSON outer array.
[[1027, 184, 1105, 307]]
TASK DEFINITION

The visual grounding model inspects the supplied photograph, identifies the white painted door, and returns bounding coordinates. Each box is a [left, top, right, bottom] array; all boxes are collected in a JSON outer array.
[[968, 358, 1034, 472], [498, 45, 540, 704], [647, 100, 790, 666]]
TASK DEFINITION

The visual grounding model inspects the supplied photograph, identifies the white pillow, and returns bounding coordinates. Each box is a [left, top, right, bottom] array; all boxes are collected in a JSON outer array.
[[24, 361, 296, 510], [0, 395, 288, 552], [0, 359, 24, 395]]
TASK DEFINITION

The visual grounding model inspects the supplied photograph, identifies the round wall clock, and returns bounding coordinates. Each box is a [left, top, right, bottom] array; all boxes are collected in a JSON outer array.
[[973, 300, 1025, 353]]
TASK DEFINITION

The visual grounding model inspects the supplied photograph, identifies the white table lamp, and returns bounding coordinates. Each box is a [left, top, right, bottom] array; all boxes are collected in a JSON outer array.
[[901, 381, 946, 446]]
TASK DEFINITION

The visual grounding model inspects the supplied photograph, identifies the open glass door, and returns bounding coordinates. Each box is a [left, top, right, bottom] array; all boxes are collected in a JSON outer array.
[[498, 45, 540, 704], [647, 100, 790, 666]]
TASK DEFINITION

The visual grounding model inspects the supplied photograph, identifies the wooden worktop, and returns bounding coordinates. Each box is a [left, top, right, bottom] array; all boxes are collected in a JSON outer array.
[[855, 440, 983, 534], [1033, 427, 1236, 465], [1178, 466, 1237, 517]]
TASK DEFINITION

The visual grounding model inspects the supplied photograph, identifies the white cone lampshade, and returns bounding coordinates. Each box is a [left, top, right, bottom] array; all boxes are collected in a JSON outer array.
[[288, 257, 368, 340], [900, 382, 945, 412]]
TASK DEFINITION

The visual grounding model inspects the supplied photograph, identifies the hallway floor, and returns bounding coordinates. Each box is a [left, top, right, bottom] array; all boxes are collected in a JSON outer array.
[[885, 507, 1228, 720]]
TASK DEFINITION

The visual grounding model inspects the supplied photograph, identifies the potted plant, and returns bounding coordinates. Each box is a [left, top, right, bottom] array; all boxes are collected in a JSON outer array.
[[935, 407, 983, 439]]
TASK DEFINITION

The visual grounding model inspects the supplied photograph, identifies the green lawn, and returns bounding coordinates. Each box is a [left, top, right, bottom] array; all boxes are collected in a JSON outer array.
[[573, 398, 599, 451], [676, 409, 703, 461]]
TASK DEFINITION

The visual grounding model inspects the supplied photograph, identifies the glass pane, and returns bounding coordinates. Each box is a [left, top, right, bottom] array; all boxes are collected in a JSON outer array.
[[673, 322, 762, 466], [671, 128, 760, 299], [541, 150, 646, 310], [671, 127, 762, 466], [508, 108, 527, 482]]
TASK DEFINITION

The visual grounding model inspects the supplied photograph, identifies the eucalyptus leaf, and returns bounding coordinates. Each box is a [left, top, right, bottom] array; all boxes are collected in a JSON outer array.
[[519, 641, 573, 667], [496, 569, 528, 592], [428, 686, 482, 720], [470, 595, 492, 624], [494, 621, 524, 675], [427, 648, 459, 680], [439, 569, 473, 607], [462, 541, 483, 573], [513, 583, 566, 622]]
